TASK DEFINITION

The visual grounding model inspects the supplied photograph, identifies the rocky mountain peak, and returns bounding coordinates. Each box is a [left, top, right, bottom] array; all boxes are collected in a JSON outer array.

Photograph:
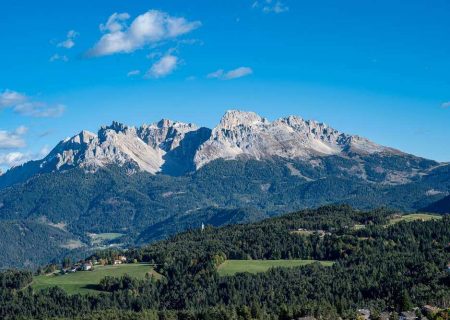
[[0, 110, 404, 183], [138, 119, 198, 151], [102, 121, 128, 134], [77, 130, 97, 144], [193, 110, 395, 168], [156, 119, 175, 128], [156, 118, 184, 129], [219, 110, 269, 129]]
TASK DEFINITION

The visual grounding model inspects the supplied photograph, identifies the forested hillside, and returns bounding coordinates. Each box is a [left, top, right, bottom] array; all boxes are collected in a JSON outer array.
[[0, 158, 449, 268], [423, 194, 450, 214], [0, 220, 85, 269], [0, 205, 448, 319]]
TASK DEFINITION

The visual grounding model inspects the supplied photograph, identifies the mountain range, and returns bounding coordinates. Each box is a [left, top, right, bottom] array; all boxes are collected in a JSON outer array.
[[0, 110, 449, 268], [0, 110, 410, 185]]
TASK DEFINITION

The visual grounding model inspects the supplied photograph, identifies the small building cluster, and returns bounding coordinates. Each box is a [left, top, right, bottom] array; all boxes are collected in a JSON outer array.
[[113, 255, 127, 265], [60, 255, 128, 274]]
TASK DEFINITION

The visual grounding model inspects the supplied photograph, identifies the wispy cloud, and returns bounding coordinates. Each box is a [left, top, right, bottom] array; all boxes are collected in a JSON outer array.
[[0, 145, 50, 170], [207, 70, 225, 79], [441, 101, 450, 108], [207, 67, 253, 80], [100, 13, 130, 33], [57, 30, 79, 49], [0, 90, 27, 108], [0, 90, 66, 118], [0, 152, 30, 169], [88, 10, 201, 57], [0, 126, 29, 169], [13, 102, 65, 118], [147, 54, 178, 78], [49, 53, 69, 62], [127, 70, 141, 77], [253, 0, 289, 13], [0, 126, 27, 149]]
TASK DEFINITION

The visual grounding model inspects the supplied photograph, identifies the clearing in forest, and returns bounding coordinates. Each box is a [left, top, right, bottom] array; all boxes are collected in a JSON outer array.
[[32, 263, 160, 295], [217, 259, 334, 276]]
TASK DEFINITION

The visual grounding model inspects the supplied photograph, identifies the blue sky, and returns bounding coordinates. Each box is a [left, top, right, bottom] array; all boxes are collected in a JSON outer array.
[[0, 0, 449, 170]]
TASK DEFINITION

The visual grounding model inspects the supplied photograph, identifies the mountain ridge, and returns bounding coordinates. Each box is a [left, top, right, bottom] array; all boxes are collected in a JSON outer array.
[[0, 110, 422, 189]]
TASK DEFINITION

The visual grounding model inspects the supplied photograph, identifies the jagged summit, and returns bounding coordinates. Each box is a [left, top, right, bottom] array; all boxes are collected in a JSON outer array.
[[1, 110, 403, 181], [102, 121, 128, 133], [39, 119, 201, 174], [218, 110, 269, 128], [193, 110, 395, 168]]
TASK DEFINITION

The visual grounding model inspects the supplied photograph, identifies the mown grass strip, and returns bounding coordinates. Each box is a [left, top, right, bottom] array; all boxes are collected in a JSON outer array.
[[217, 259, 334, 276], [32, 263, 159, 295]]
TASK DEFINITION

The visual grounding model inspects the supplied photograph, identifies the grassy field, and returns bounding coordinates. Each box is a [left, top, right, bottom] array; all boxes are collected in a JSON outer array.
[[217, 260, 334, 276], [32, 263, 159, 295], [88, 233, 124, 245], [388, 213, 442, 225]]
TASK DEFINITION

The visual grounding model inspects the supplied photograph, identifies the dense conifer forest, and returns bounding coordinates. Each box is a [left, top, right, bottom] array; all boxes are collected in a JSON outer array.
[[0, 205, 448, 319], [1, 160, 449, 268]]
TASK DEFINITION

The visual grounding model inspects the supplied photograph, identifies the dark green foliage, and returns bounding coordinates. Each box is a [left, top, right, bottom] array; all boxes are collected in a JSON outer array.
[[0, 157, 449, 268], [0, 220, 84, 269], [0, 205, 448, 319], [400, 291, 413, 311], [423, 194, 450, 214], [0, 270, 32, 289]]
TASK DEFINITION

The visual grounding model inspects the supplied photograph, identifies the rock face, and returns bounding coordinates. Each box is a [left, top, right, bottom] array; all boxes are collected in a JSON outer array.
[[194, 110, 397, 168], [39, 119, 206, 175], [0, 110, 412, 183]]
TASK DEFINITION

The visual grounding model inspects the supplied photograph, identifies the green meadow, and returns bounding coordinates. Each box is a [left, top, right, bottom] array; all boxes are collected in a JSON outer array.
[[32, 263, 159, 295], [388, 213, 442, 225], [88, 233, 125, 245], [217, 259, 334, 276]]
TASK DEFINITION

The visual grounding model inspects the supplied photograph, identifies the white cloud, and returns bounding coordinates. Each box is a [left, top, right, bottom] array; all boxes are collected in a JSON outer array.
[[0, 141, 52, 171], [147, 54, 178, 78], [224, 67, 253, 79], [49, 54, 69, 62], [0, 143, 52, 170], [207, 67, 253, 80], [0, 126, 27, 149], [0, 90, 27, 108], [253, 0, 289, 13], [0, 152, 30, 168], [0, 90, 66, 118], [127, 70, 141, 77], [14, 102, 65, 118], [57, 30, 79, 49], [0, 135, 52, 171], [207, 69, 225, 79], [14, 125, 28, 135], [100, 13, 130, 33], [88, 10, 201, 57], [442, 101, 450, 108]]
